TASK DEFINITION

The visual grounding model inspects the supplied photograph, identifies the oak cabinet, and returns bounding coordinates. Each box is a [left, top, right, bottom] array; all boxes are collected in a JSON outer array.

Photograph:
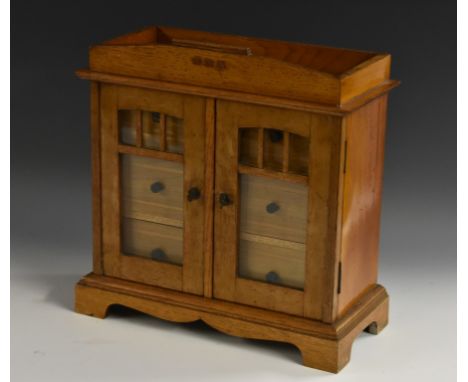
[[75, 26, 399, 373]]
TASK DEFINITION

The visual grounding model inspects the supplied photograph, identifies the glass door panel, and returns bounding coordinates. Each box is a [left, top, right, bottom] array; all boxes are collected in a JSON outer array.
[[120, 154, 184, 265], [213, 100, 342, 319], [100, 84, 206, 295], [213, 101, 312, 316]]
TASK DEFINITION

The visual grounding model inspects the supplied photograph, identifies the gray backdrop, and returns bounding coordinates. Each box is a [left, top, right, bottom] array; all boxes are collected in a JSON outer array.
[[11, 1, 456, 381]]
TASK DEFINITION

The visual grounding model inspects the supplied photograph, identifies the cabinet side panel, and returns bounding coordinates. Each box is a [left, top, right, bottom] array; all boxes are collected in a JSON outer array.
[[338, 95, 388, 316], [91, 82, 103, 274]]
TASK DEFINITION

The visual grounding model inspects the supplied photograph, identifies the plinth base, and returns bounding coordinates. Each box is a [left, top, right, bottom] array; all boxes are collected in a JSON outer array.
[[75, 273, 388, 373]]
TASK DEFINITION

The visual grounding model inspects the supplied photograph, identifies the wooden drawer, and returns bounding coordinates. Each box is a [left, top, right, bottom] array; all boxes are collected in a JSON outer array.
[[121, 217, 183, 265], [121, 154, 184, 227], [240, 174, 308, 243], [238, 233, 305, 289]]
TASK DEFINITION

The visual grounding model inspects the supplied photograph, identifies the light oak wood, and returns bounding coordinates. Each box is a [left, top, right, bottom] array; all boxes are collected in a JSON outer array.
[[90, 26, 390, 105], [238, 164, 308, 185], [282, 131, 290, 172], [90, 82, 103, 274], [121, 217, 183, 264], [340, 55, 391, 104], [203, 98, 215, 298], [214, 100, 316, 316], [305, 114, 343, 322], [338, 95, 388, 316], [76, 27, 398, 373], [239, 174, 308, 243], [121, 154, 184, 226], [76, 273, 389, 373], [76, 69, 400, 115], [159, 113, 167, 151], [238, 236, 305, 289], [141, 110, 161, 149], [100, 84, 206, 295], [118, 144, 183, 163]]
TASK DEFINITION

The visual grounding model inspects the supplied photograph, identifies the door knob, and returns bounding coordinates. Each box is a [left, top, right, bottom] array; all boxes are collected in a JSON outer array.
[[187, 187, 201, 201], [150, 181, 165, 193], [219, 193, 232, 207]]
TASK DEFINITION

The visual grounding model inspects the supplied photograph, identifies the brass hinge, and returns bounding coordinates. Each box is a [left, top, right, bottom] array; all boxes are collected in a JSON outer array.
[[337, 261, 342, 294], [343, 141, 348, 174]]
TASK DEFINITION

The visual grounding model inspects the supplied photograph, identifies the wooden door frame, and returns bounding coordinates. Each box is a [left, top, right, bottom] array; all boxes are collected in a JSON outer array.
[[99, 84, 207, 295], [213, 100, 343, 321]]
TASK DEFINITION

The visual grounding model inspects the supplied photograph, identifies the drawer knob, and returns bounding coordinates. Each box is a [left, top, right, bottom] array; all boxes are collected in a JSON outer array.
[[187, 187, 201, 201], [266, 202, 280, 214], [150, 181, 165, 193], [266, 271, 280, 284], [150, 248, 167, 262], [219, 192, 232, 207]]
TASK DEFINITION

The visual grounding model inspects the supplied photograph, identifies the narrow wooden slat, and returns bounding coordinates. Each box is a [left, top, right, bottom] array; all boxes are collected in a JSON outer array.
[[257, 128, 264, 168], [213, 100, 240, 301], [120, 255, 183, 291], [240, 232, 305, 251], [238, 164, 308, 185], [90, 82, 103, 274], [160, 113, 167, 151], [234, 278, 304, 316], [303, 114, 343, 322], [337, 95, 388, 318], [170, 38, 252, 56], [214, 100, 307, 317], [282, 131, 290, 172], [203, 98, 216, 298], [76, 69, 400, 115], [136, 110, 143, 147], [120, 154, 184, 224], [117, 144, 183, 163], [181, 96, 206, 295], [100, 84, 121, 277]]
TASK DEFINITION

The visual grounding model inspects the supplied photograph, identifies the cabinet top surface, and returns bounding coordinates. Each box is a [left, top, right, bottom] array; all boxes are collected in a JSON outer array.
[[82, 26, 398, 107]]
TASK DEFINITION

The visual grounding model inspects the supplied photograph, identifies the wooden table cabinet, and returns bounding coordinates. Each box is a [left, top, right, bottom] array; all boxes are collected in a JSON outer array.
[[75, 26, 399, 373]]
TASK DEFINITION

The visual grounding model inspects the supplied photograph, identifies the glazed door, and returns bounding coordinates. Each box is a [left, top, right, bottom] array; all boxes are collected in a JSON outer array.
[[213, 100, 342, 319], [100, 84, 206, 295]]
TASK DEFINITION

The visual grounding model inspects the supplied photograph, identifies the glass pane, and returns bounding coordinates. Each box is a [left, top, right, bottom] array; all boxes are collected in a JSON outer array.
[[121, 154, 184, 225], [239, 174, 308, 243], [238, 174, 307, 289], [239, 128, 258, 167], [120, 154, 184, 265], [118, 110, 139, 146], [263, 129, 283, 171], [142, 111, 161, 150], [166, 116, 184, 154], [289, 133, 309, 175], [121, 218, 183, 265], [238, 237, 305, 289]]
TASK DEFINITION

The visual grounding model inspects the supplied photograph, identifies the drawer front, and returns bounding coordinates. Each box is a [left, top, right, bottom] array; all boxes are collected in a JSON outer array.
[[121, 218, 183, 265], [240, 174, 308, 243], [121, 154, 184, 227], [238, 234, 305, 290]]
